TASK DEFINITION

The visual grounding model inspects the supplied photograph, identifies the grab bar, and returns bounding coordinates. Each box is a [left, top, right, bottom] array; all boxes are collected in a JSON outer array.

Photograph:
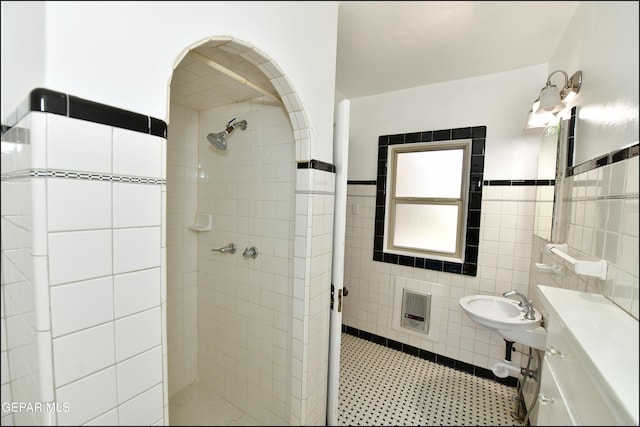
[[211, 243, 236, 254]]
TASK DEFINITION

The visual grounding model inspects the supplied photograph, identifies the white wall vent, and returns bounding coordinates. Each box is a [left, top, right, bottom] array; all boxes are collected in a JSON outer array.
[[401, 289, 431, 334]]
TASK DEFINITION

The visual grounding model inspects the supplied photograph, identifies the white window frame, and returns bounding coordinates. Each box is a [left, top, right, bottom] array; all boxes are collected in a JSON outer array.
[[384, 140, 471, 262]]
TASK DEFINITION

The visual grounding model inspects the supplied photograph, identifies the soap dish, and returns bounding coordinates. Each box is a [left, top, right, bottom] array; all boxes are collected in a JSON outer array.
[[188, 213, 212, 232]]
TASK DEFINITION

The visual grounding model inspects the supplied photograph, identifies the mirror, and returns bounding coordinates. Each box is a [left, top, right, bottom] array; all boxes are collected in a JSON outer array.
[[533, 107, 575, 242], [533, 125, 559, 241]]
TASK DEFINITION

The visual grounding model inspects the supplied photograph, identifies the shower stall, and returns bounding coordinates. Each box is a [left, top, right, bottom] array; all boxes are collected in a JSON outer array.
[[166, 40, 297, 424]]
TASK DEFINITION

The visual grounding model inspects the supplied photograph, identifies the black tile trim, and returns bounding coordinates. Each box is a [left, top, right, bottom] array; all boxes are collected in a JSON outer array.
[[373, 125, 485, 277], [350, 179, 555, 186], [483, 179, 555, 186], [342, 325, 518, 387], [347, 180, 377, 185], [1, 87, 167, 139], [297, 159, 336, 173], [567, 142, 639, 177]]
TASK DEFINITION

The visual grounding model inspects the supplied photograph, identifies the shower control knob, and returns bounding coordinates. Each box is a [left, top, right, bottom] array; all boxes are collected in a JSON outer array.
[[242, 246, 258, 258], [342, 287, 349, 296]]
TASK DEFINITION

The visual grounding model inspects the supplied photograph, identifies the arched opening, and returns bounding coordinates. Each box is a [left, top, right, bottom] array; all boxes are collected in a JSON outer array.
[[165, 37, 309, 425]]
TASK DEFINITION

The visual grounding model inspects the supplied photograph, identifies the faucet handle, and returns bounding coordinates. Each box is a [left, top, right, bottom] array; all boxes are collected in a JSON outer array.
[[523, 305, 537, 320]]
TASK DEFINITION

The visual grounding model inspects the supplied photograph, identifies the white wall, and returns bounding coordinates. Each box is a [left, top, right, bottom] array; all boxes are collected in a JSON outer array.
[[1, 1, 339, 164], [347, 64, 549, 181], [550, 1, 639, 164], [0, 1, 46, 119]]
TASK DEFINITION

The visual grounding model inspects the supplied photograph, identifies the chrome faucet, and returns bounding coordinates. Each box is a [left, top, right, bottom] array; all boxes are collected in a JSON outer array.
[[503, 290, 537, 320]]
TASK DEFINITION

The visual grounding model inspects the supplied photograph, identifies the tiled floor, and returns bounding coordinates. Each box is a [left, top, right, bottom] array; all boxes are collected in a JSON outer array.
[[168, 380, 259, 426], [338, 333, 526, 426], [169, 333, 525, 426]]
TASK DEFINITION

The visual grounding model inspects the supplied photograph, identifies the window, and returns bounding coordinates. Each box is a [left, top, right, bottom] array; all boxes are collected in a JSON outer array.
[[386, 142, 469, 259], [373, 126, 485, 276]]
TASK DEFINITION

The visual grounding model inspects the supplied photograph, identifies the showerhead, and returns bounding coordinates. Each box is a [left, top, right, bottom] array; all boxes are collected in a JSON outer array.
[[207, 131, 228, 150], [206, 119, 248, 151]]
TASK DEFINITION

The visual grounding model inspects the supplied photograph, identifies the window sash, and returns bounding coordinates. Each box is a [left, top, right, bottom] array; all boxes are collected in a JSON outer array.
[[387, 143, 469, 259]]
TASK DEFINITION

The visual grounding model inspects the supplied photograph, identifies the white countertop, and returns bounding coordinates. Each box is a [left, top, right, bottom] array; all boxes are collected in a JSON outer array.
[[537, 285, 639, 425]]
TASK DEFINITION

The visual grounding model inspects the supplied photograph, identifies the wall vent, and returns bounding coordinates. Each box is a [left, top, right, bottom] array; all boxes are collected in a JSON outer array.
[[401, 289, 431, 334]]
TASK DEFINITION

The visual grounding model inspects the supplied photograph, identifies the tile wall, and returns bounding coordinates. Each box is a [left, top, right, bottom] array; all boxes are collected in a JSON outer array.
[[531, 146, 639, 319], [342, 181, 552, 373], [294, 165, 335, 424], [193, 97, 296, 425], [2, 80, 335, 426], [1, 104, 167, 425], [165, 93, 335, 425], [166, 103, 199, 396]]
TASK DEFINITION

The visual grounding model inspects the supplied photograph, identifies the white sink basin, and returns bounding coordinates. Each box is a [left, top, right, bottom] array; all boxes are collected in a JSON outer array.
[[459, 295, 547, 350]]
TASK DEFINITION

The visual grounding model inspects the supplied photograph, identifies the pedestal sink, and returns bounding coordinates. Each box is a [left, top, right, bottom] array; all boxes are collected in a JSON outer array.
[[459, 295, 547, 350]]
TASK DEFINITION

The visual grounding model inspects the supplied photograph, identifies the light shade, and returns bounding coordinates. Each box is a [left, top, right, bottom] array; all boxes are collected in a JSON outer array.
[[537, 83, 563, 113]]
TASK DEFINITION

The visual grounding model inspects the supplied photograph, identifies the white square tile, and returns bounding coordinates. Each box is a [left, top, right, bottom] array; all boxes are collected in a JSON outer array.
[[609, 161, 627, 196], [47, 179, 111, 231], [56, 367, 117, 426], [621, 200, 639, 238], [47, 115, 112, 173], [114, 268, 161, 318], [113, 227, 161, 274], [115, 307, 161, 362], [50, 277, 114, 337], [625, 156, 639, 193], [48, 230, 112, 285], [113, 183, 162, 228], [113, 129, 163, 178], [117, 383, 164, 425], [116, 346, 162, 403], [53, 323, 115, 386], [1, 350, 8, 384]]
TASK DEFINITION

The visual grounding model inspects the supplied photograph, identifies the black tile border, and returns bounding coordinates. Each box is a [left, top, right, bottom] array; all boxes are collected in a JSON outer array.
[[373, 125, 486, 277], [342, 325, 518, 388], [1, 87, 167, 138], [347, 180, 377, 185], [297, 159, 336, 173], [483, 179, 555, 186], [351, 179, 555, 187], [566, 106, 577, 170], [567, 141, 639, 177]]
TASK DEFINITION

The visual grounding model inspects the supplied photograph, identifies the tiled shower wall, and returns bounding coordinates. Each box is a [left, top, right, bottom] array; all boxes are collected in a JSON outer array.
[[166, 103, 199, 396], [530, 149, 639, 319], [342, 182, 550, 372], [194, 97, 296, 424], [1, 110, 167, 425], [162, 95, 335, 425]]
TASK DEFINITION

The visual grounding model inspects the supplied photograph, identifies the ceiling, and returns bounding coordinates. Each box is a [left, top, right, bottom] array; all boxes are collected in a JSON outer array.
[[171, 1, 580, 111]]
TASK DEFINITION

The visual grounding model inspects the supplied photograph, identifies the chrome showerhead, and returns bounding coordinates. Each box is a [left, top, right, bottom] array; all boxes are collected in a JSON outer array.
[[207, 131, 228, 150], [206, 119, 248, 151]]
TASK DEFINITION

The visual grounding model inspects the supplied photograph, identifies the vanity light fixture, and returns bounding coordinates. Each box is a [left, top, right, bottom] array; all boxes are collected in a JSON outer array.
[[536, 70, 582, 113], [524, 97, 559, 132], [525, 70, 582, 131]]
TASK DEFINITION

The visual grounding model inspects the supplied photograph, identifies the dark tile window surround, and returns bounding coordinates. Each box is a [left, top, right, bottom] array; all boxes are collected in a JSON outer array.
[[373, 126, 487, 277]]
